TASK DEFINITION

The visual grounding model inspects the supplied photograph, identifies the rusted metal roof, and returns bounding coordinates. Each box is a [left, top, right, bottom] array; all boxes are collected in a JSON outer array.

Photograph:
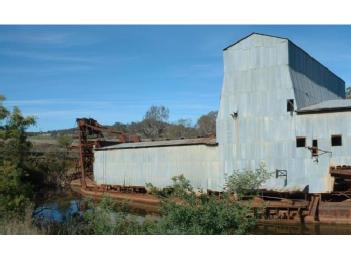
[[96, 138, 218, 151], [297, 99, 351, 114]]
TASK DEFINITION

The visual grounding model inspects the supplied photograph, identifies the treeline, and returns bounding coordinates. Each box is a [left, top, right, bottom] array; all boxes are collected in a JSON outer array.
[[29, 105, 217, 141], [111, 106, 217, 140]]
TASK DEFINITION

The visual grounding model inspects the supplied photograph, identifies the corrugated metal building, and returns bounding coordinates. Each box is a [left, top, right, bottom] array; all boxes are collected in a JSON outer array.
[[94, 33, 350, 193], [94, 138, 222, 191]]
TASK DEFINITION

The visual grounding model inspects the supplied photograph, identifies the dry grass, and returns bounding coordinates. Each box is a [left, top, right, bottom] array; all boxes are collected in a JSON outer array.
[[0, 207, 43, 235]]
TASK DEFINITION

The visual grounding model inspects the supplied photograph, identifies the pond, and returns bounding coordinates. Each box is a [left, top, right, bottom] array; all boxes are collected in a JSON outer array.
[[33, 189, 156, 227], [33, 190, 83, 224], [33, 190, 351, 235]]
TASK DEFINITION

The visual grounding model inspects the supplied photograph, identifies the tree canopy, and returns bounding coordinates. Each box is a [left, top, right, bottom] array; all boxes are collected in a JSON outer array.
[[111, 106, 217, 140], [196, 111, 218, 136], [0, 95, 36, 217]]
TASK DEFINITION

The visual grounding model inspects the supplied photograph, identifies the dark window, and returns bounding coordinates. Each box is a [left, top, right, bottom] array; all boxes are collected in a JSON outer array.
[[296, 137, 306, 147], [312, 139, 318, 156], [287, 99, 294, 112], [331, 135, 342, 146]]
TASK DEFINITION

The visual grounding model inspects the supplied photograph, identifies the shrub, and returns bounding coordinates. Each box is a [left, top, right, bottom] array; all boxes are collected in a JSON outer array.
[[76, 197, 146, 235], [226, 163, 271, 198], [146, 175, 257, 235], [0, 96, 35, 218]]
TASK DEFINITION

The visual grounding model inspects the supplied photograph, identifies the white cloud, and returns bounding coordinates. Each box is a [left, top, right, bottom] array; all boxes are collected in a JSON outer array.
[[0, 64, 93, 74], [0, 29, 104, 47], [0, 49, 97, 63]]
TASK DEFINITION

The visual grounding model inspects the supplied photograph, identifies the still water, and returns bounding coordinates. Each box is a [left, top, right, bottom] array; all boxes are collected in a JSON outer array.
[[33, 191, 83, 224], [33, 190, 351, 235]]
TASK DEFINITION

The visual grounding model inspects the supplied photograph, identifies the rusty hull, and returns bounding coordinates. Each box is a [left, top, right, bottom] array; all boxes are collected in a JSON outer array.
[[70, 178, 351, 224], [71, 178, 160, 213]]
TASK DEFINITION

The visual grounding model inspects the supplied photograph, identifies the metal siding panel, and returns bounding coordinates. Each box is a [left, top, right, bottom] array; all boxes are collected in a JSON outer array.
[[216, 34, 348, 193], [94, 145, 221, 191]]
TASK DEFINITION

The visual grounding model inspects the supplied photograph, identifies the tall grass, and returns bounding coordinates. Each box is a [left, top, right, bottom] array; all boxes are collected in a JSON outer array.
[[0, 207, 43, 235]]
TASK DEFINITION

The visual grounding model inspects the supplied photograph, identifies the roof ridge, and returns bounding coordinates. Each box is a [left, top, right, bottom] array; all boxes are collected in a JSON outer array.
[[223, 32, 288, 51], [223, 32, 345, 84]]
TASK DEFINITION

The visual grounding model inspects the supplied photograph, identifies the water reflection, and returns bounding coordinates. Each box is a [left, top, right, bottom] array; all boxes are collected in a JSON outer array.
[[33, 200, 81, 223]]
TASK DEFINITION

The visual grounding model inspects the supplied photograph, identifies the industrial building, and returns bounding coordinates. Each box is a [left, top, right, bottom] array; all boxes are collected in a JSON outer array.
[[93, 33, 351, 194]]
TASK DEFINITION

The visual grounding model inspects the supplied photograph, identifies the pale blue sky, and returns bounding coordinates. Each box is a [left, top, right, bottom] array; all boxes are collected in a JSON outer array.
[[0, 25, 350, 131]]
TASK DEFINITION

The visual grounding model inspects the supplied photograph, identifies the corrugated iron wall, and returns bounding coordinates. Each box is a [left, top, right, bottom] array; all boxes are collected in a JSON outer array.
[[288, 41, 345, 109], [217, 33, 350, 193], [94, 144, 223, 191]]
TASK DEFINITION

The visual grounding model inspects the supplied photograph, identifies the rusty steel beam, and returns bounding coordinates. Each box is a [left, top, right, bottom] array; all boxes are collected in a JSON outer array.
[[330, 166, 351, 178], [76, 118, 104, 189], [75, 117, 142, 189]]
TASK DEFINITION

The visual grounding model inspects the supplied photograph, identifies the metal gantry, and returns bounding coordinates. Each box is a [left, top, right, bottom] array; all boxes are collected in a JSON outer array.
[[76, 118, 104, 188], [75, 117, 141, 188]]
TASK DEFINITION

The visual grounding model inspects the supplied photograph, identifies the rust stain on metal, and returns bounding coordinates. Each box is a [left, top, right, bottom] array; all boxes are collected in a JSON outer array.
[[71, 178, 160, 213], [330, 165, 351, 178], [76, 118, 104, 189], [74, 117, 141, 189]]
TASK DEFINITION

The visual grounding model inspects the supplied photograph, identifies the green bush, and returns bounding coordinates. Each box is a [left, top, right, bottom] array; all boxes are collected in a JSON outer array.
[[226, 163, 271, 198], [145, 175, 257, 235], [52, 197, 148, 235], [83, 197, 136, 234], [0, 96, 36, 219]]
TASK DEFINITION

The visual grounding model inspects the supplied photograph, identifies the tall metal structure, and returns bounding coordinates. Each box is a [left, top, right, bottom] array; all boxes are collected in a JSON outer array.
[[76, 118, 104, 188], [76, 117, 141, 188]]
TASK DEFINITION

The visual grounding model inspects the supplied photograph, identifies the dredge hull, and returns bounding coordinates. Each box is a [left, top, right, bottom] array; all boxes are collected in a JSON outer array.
[[71, 179, 351, 224]]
